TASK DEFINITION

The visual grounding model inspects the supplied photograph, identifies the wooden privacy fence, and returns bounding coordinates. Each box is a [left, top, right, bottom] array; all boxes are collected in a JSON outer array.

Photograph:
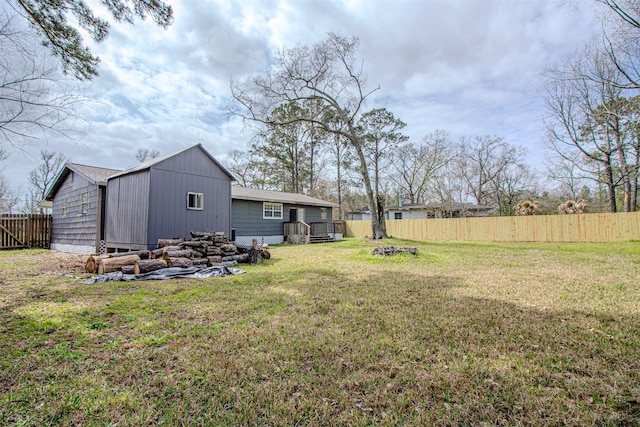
[[0, 214, 52, 249], [345, 212, 640, 243]]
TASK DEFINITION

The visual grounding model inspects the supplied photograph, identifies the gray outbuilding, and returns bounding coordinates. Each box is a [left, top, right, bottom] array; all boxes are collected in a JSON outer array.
[[44, 163, 120, 254], [105, 144, 235, 251]]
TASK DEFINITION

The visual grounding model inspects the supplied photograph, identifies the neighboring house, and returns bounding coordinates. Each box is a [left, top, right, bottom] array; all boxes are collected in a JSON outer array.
[[104, 144, 234, 251], [44, 163, 120, 254], [231, 186, 340, 245], [348, 202, 492, 221]]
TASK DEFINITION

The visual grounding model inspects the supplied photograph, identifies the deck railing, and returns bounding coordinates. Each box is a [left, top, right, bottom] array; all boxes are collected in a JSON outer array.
[[284, 221, 311, 244]]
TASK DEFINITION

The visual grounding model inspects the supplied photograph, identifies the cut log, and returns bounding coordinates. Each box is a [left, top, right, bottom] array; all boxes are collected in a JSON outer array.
[[166, 257, 193, 268], [220, 243, 237, 254], [97, 255, 141, 275], [192, 258, 209, 266], [85, 254, 110, 274], [149, 248, 165, 259], [162, 249, 192, 259], [207, 255, 222, 265], [121, 265, 136, 275], [135, 259, 168, 274], [156, 238, 184, 248], [108, 250, 150, 260], [179, 241, 207, 249]]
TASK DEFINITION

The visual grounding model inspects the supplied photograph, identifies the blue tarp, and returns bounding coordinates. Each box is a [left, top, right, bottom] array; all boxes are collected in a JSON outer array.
[[84, 265, 245, 284]]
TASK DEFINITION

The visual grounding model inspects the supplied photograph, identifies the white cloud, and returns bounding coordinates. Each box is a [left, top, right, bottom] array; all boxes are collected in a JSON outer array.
[[4, 0, 601, 193]]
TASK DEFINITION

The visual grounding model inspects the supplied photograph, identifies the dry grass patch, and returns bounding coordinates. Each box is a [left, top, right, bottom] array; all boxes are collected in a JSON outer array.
[[1, 240, 639, 425]]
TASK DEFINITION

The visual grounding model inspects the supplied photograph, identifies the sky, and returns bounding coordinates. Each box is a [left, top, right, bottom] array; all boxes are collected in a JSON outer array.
[[3, 0, 604, 193]]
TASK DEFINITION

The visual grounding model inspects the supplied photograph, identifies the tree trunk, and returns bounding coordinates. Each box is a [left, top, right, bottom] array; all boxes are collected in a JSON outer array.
[[162, 249, 192, 259], [108, 250, 150, 260], [166, 257, 193, 268], [97, 255, 141, 275], [604, 160, 618, 213], [156, 238, 184, 248], [135, 259, 168, 274], [121, 265, 136, 275], [85, 254, 110, 274], [348, 124, 386, 239]]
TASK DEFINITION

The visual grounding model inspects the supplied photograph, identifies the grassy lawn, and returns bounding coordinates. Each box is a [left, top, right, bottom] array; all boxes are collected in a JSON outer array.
[[1, 239, 639, 426]]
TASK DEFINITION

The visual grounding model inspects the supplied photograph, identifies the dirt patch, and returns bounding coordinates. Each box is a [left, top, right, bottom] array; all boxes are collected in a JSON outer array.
[[0, 250, 86, 277]]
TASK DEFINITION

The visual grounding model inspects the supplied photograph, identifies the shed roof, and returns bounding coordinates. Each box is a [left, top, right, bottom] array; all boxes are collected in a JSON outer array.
[[44, 163, 122, 201], [107, 144, 235, 180], [231, 186, 337, 208]]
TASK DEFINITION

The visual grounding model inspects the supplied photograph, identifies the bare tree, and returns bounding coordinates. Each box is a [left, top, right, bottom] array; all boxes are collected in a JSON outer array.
[[231, 33, 388, 238], [357, 108, 408, 202], [543, 48, 639, 212], [596, 0, 640, 88], [325, 131, 356, 219], [457, 135, 522, 209], [1, 10, 83, 146], [28, 148, 66, 212], [389, 130, 452, 204], [135, 147, 160, 163]]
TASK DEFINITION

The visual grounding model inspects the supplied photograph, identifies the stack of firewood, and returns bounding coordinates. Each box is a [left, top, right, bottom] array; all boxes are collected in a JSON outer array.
[[85, 232, 270, 275]]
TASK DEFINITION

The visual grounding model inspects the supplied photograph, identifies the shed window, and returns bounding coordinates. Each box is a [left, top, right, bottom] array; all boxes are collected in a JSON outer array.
[[320, 208, 327, 220], [187, 192, 203, 210], [263, 202, 283, 219], [394, 212, 403, 219], [62, 199, 68, 216], [81, 193, 88, 214]]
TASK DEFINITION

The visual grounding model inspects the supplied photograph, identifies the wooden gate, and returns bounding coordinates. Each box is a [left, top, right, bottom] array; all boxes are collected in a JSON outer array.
[[0, 214, 52, 249]]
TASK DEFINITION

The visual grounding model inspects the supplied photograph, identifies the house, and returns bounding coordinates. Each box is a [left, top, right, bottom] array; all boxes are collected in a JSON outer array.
[[347, 202, 492, 221], [104, 144, 234, 251], [44, 144, 339, 254], [43, 163, 120, 254], [231, 186, 341, 245]]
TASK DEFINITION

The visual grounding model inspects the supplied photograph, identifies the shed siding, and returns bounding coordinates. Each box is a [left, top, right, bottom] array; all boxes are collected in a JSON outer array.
[[154, 147, 231, 180], [50, 172, 99, 251], [105, 171, 150, 248], [146, 168, 231, 246]]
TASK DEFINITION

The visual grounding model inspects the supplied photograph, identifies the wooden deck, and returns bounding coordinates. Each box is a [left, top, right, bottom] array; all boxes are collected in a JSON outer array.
[[284, 221, 341, 244]]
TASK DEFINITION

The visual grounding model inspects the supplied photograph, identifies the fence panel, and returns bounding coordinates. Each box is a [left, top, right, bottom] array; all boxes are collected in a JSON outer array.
[[345, 212, 640, 243], [0, 214, 52, 249]]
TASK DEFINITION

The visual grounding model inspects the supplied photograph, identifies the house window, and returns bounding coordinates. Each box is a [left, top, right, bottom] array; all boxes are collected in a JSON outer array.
[[394, 212, 403, 219], [187, 192, 203, 210], [263, 202, 283, 219], [62, 199, 67, 216], [81, 193, 88, 214], [320, 208, 327, 220]]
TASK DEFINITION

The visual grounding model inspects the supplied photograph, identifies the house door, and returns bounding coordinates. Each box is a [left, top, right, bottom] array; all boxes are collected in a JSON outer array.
[[290, 208, 305, 222]]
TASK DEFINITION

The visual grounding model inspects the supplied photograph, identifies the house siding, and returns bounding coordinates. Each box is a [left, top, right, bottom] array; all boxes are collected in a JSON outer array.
[[50, 172, 99, 253], [232, 199, 332, 244]]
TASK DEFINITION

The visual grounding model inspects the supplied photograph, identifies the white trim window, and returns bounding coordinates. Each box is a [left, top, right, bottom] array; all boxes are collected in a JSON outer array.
[[320, 208, 327, 220], [81, 193, 88, 214], [263, 202, 283, 219], [187, 192, 204, 210]]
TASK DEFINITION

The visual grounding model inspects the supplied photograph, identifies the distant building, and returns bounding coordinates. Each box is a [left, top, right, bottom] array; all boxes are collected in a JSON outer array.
[[347, 202, 493, 221]]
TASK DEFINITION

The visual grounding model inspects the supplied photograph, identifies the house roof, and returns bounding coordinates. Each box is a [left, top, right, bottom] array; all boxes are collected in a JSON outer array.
[[107, 143, 235, 180], [349, 202, 493, 214], [44, 163, 122, 201], [231, 186, 337, 208], [387, 202, 493, 212]]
